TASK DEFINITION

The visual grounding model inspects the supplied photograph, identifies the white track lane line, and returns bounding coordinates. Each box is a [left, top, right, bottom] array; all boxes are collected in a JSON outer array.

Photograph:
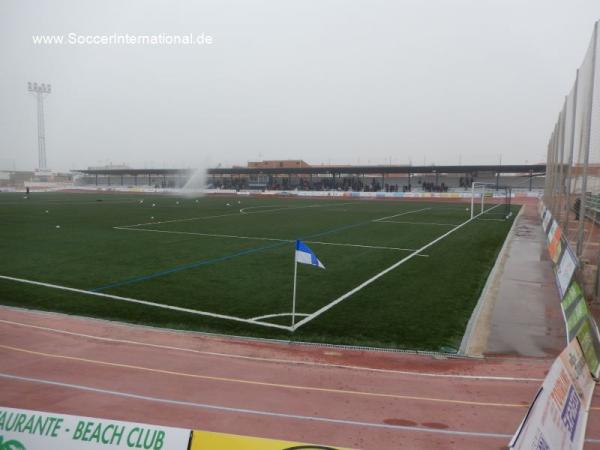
[[0, 372, 519, 440], [292, 203, 503, 331], [0, 318, 543, 382]]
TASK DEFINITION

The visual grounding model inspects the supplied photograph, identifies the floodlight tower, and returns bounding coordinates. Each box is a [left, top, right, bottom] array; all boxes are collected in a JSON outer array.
[[27, 82, 51, 171]]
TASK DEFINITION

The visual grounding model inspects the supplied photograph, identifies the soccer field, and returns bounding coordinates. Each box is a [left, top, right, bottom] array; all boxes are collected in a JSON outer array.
[[0, 192, 519, 351]]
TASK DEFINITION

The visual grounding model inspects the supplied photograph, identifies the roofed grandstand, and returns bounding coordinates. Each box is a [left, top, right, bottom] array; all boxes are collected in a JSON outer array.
[[73, 161, 546, 192]]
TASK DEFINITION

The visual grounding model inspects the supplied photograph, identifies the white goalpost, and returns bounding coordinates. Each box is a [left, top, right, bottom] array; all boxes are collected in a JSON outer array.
[[470, 182, 499, 219]]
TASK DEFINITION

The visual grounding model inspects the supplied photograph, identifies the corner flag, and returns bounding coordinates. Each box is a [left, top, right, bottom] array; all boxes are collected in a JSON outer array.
[[291, 240, 325, 328], [295, 240, 325, 269]]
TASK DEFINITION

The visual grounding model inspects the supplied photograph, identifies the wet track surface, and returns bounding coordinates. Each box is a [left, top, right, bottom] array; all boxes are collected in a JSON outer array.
[[1, 306, 598, 450]]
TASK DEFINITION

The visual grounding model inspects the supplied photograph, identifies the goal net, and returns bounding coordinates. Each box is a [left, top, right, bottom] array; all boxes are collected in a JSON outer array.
[[470, 182, 512, 219]]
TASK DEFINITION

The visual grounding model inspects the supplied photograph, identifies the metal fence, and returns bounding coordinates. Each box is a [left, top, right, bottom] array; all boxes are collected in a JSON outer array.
[[544, 20, 600, 300]]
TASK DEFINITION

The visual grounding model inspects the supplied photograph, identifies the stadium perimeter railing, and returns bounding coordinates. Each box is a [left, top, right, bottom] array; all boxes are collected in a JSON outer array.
[[511, 22, 600, 443], [544, 19, 600, 301]]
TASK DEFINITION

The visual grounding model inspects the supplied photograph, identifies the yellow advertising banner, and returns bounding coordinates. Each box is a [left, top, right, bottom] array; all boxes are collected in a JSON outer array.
[[190, 430, 350, 450]]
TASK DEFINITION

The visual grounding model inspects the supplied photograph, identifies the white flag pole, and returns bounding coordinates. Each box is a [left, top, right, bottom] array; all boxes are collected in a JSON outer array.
[[292, 256, 298, 327]]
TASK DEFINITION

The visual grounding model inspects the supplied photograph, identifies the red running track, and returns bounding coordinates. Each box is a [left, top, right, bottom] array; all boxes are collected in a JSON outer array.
[[1, 306, 599, 450]]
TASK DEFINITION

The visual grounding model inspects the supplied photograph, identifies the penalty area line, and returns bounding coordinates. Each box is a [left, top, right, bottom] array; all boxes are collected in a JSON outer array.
[[113, 227, 429, 256], [375, 220, 459, 227], [0, 275, 293, 332], [118, 202, 352, 228], [305, 240, 429, 256], [372, 207, 431, 222], [114, 226, 288, 243]]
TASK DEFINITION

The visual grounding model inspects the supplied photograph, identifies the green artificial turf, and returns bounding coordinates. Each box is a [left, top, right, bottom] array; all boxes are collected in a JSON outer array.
[[0, 191, 519, 351]]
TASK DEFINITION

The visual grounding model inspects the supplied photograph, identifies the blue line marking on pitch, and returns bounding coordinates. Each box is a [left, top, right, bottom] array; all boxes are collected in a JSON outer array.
[[91, 219, 375, 292], [90, 241, 286, 292]]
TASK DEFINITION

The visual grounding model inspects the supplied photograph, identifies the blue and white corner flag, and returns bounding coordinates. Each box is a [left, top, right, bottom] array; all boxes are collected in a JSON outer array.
[[295, 240, 325, 269]]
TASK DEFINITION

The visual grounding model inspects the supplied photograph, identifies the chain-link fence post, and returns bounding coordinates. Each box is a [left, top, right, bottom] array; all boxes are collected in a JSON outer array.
[[577, 22, 598, 257], [562, 71, 578, 236]]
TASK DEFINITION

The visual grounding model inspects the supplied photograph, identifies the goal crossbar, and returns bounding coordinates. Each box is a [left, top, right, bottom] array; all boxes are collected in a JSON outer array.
[[470, 182, 510, 219]]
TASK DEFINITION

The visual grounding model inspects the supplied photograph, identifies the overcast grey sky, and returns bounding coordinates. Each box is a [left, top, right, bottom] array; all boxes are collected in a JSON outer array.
[[0, 0, 599, 171]]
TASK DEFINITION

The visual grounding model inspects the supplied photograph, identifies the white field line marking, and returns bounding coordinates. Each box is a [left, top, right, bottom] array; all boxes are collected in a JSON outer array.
[[376, 220, 458, 227], [430, 207, 472, 211], [239, 204, 292, 214], [113, 227, 429, 255], [0, 275, 293, 332], [0, 318, 544, 382], [292, 203, 503, 331], [118, 202, 352, 228], [480, 218, 506, 222], [0, 373, 517, 440], [118, 212, 239, 228], [372, 207, 431, 222], [114, 226, 287, 243], [304, 240, 428, 255], [0, 200, 141, 206], [250, 312, 310, 321]]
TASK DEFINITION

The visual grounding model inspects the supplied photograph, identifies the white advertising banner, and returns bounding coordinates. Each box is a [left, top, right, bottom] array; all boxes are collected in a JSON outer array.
[[556, 245, 578, 299], [509, 339, 595, 450], [542, 209, 552, 231], [0, 407, 191, 450]]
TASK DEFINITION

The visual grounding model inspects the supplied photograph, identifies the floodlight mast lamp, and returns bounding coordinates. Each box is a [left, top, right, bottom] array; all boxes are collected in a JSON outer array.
[[27, 82, 51, 171]]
